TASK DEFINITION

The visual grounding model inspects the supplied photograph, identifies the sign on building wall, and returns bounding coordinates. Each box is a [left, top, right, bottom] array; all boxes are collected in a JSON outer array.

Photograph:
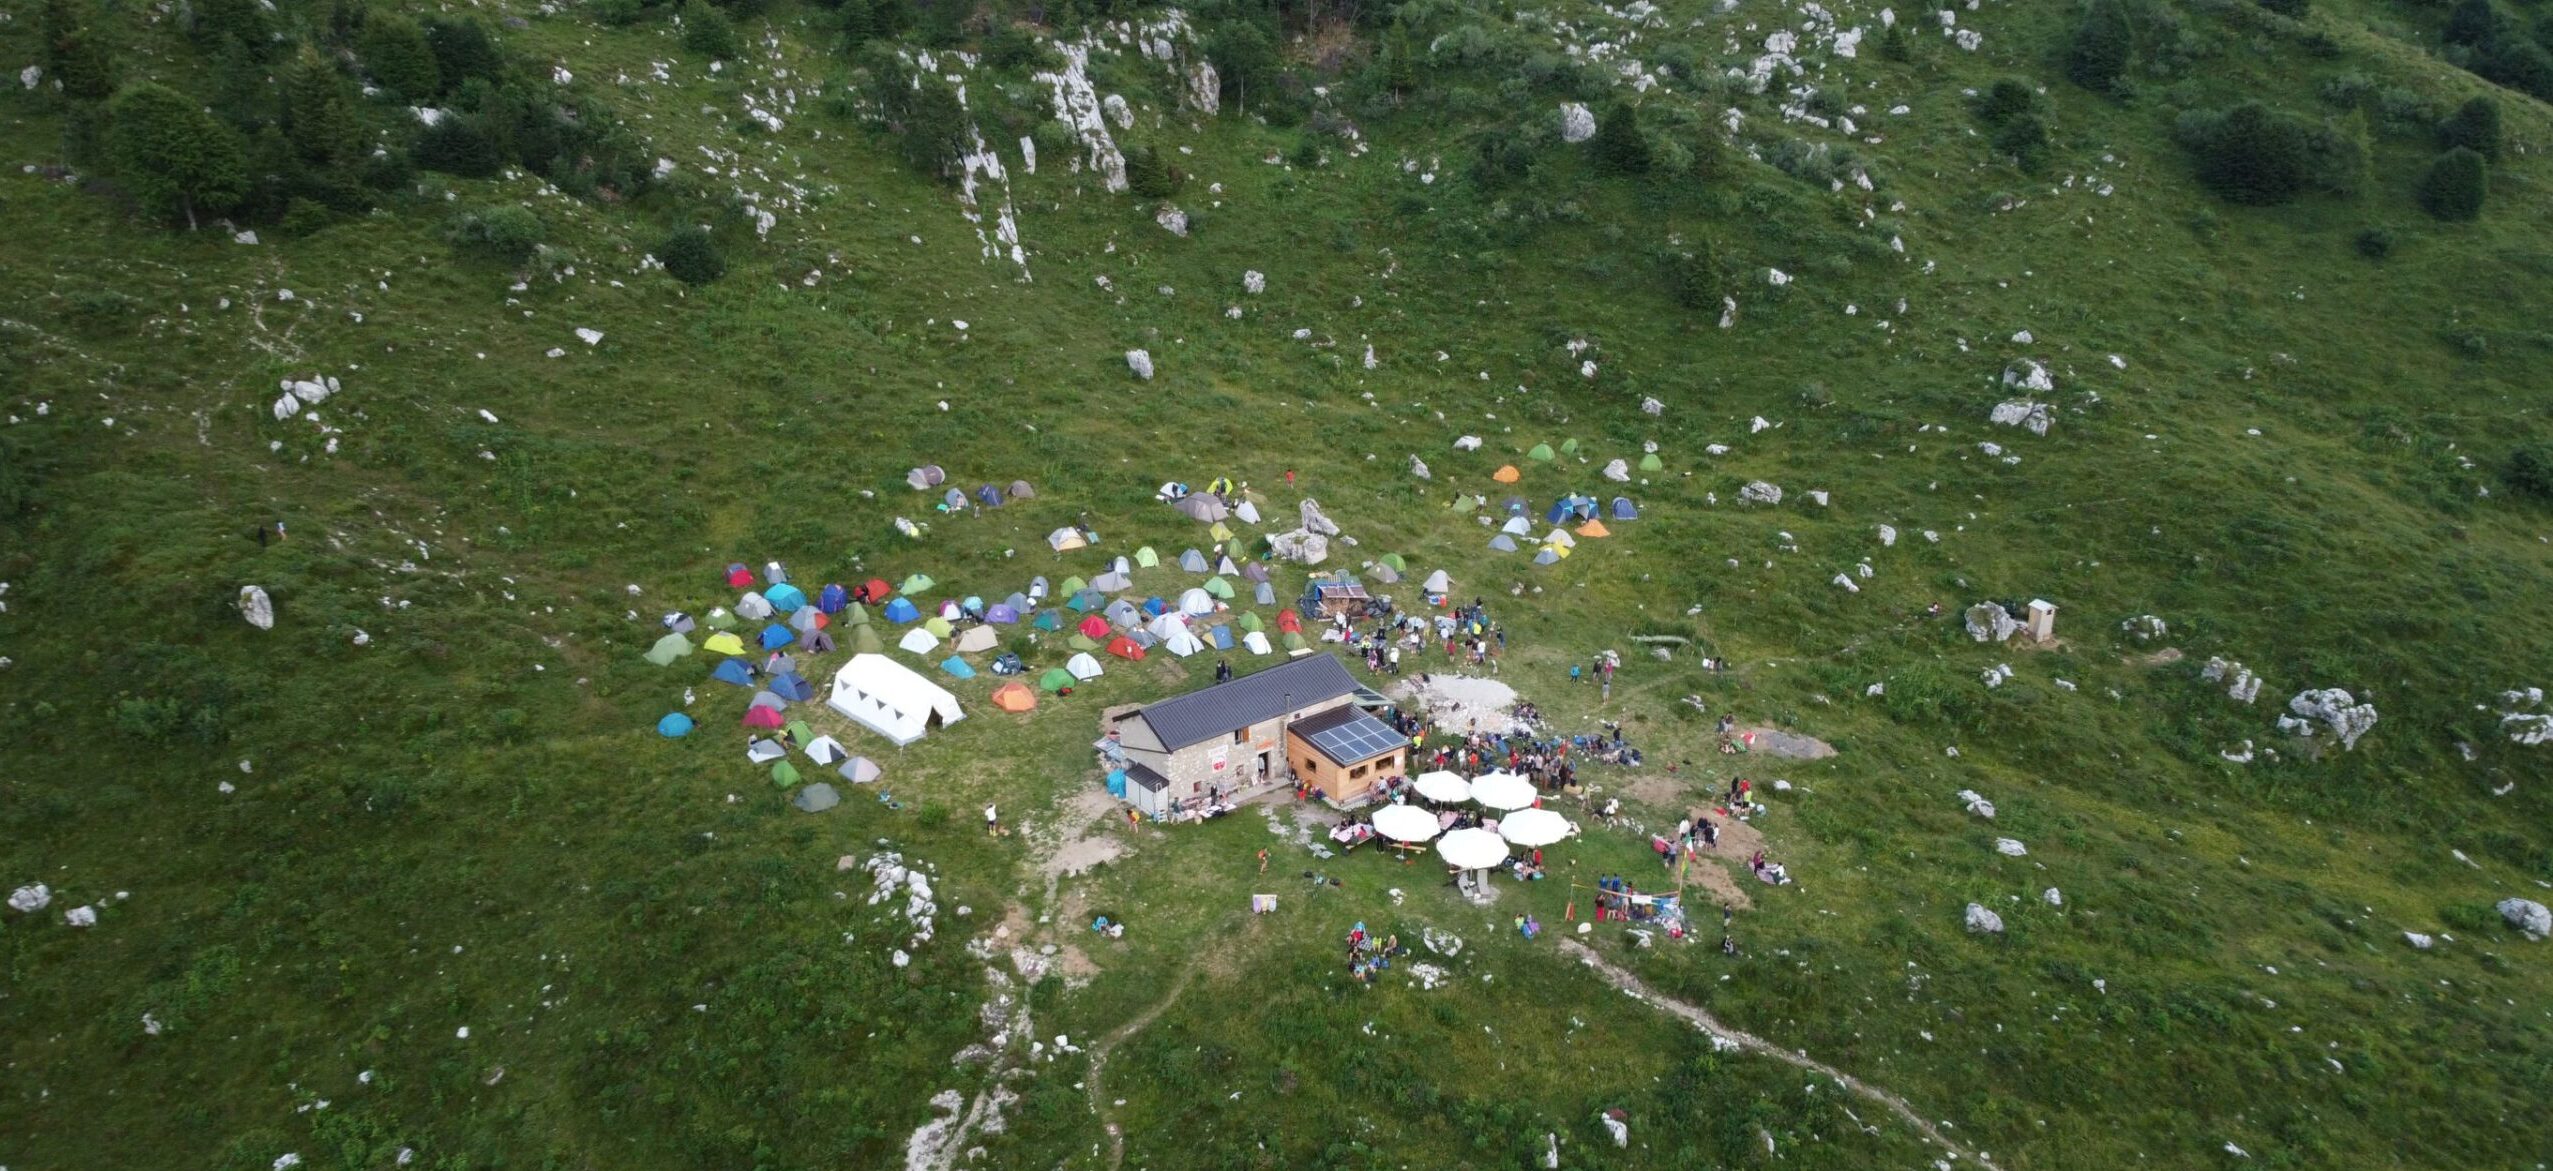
[[1209, 746, 1229, 773]]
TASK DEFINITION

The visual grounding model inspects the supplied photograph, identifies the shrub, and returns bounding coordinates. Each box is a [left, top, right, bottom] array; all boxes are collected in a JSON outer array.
[[681, 0, 741, 58], [282, 53, 362, 168], [2067, 0, 2135, 93], [280, 197, 335, 236], [2257, 0, 2306, 17], [107, 82, 249, 229], [1589, 99, 1652, 175], [39, 0, 118, 102], [414, 117, 501, 177], [2177, 101, 2313, 205], [1125, 144, 1180, 197], [657, 225, 727, 284], [2353, 227, 2392, 259], [2316, 72, 2373, 109], [981, 23, 1053, 72], [1663, 242, 1721, 309], [1992, 112, 2051, 167], [447, 205, 545, 262], [2417, 146, 2487, 220], [2438, 95, 2501, 160], [425, 19, 506, 93], [359, 14, 440, 99], [2508, 445, 2553, 500], [1977, 77, 2038, 125], [2443, 0, 2497, 49]]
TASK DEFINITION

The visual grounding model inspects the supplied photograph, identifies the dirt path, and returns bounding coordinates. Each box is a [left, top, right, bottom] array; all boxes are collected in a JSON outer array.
[[1086, 961, 1203, 1171], [1557, 940, 2000, 1171]]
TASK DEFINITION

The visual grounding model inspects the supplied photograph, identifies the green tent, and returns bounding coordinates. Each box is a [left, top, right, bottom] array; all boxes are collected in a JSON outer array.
[[924, 616, 954, 638], [1203, 576, 1235, 599], [1069, 592, 1102, 613], [1379, 553, 1407, 572], [771, 760, 802, 788], [645, 632, 693, 666], [1527, 443, 1556, 462], [841, 602, 870, 626], [1236, 612, 1264, 632], [1134, 546, 1160, 568], [1039, 667, 1073, 692], [1638, 452, 1664, 472], [785, 719, 816, 744], [1282, 630, 1308, 651], [1060, 575, 1088, 595], [705, 609, 739, 631], [1451, 495, 1477, 514], [1560, 438, 1580, 456], [1033, 611, 1065, 631], [900, 573, 936, 593], [1069, 633, 1101, 650], [852, 624, 885, 653]]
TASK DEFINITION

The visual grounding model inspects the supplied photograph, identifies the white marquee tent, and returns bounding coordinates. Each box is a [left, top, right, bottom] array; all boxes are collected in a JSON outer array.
[[827, 654, 967, 746]]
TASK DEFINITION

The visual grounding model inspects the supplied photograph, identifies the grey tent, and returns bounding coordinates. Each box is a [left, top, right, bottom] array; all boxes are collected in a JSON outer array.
[[1489, 534, 1519, 552], [1533, 548, 1562, 565], [1215, 555, 1241, 576], [1372, 565, 1401, 584], [1092, 570, 1133, 593], [1008, 480, 1035, 500], [746, 738, 787, 764], [1111, 556, 1132, 575], [1234, 500, 1261, 524], [662, 612, 696, 634], [942, 487, 967, 510], [792, 783, 842, 812], [1130, 629, 1160, 649], [750, 689, 789, 711], [906, 464, 946, 489], [790, 606, 824, 632], [840, 756, 884, 783], [1240, 562, 1271, 583], [1254, 581, 1277, 605], [799, 628, 837, 654], [1107, 599, 1143, 629], [1003, 592, 1031, 613], [767, 653, 798, 676], [1175, 495, 1230, 522], [1422, 570, 1453, 593], [1178, 549, 1211, 573], [1028, 576, 1050, 602]]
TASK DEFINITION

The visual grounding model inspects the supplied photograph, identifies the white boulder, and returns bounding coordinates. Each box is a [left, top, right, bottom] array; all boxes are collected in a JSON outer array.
[[2003, 359, 2055, 394], [1963, 602, 2018, 643], [2499, 898, 2550, 940], [1738, 481, 1782, 505], [240, 586, 275, 630], [1126, 349, 1154, 380], [2282, 688, 2378, 751], [8, 883, 50, 913], [64, 905, 97, 927], [1560, 103, 1596, 143], [1994, 837, 2028, 857], [1964, 903, 2004, 934], [1990, 399, 2054, 436]]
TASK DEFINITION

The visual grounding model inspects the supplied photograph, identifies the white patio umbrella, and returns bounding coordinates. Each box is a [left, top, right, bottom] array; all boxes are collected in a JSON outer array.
[[1412, 771, 1471, 803], [1469, 771, 1538, 811], [1435, 827, 1509, 870], [1498, 808, 1573, 848], [1371, 803, 1443, 843]]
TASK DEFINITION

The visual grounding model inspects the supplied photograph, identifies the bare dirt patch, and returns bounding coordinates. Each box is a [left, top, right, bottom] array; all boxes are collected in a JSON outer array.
[[1736, 725, 1835, 760], [1392, 674, 1525, 733]]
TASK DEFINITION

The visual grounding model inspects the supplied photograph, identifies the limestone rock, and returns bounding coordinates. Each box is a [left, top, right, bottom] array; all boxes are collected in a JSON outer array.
[[1878, 524, 1898, 547], [1299, 498, 1341, 536], [1268, 529, 1330, 565], [1454, 435, 1482, 451], [1990, 399, 2054, 435], [1243, 270, 1265, 294], [1154, 205, 1189, 236], [1409, 455, 1431, 480], [8, 883, 50, 913], [2499, 897, 2550, 940], [1957, 789, 1995, 819], [2283, 688, 2378, 751], [1640, 396, 1664, 416], [2403, 931, 2432, 950], [1994, 837, 2028, 857], [239, 586, 275, 630], [64, 905, 97, 927], [1964, 903, 2005, 934], [2121, 614, 2168, 643], [1560, 102, 1596, 143], [2043, 888, 2064, 907], [1963, 602, 2017, 643], [1738, 481, 1782, 505], [1125, 349, 1154, 380], [2003, 359, 2054, 394]]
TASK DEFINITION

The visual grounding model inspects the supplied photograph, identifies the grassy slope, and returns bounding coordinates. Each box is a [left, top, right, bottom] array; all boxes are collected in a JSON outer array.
[[3, 0, 2552, 1167]]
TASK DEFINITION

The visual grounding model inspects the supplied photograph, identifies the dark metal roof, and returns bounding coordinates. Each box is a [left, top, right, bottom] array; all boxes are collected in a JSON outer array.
[[1288, 705, 1410, 766], [1134, 654, 1359, 750], [1122, 762, 1169, 792]]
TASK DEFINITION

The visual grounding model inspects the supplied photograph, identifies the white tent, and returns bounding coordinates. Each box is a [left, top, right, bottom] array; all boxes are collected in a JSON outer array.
[[1242, 630, 1273, 655], [1470, 771, 1537, 810], [1048, 527, 1088, 552], [1501, 516, 1532, 535], [827, 654, 967, 746], [1111, 556, 1132, 574], [1544, 529, 1577, 548], [1092, 571, 1133, 592], [745, 738, 787, 764], [805, 735, 849, 766], [1498, 808, 1574, 847], [953, 625, 999, 654], [1161, 628, 1206, 657], [1147, 612, 1189, 640], [736, 592, 775, 620], [1372, 803, 1442, 843], [1422, 570, 1453, 593], [1178, 588, 1216, 616], [1178, 549, 1211, 573], [1066, 652, 1106, 680], [1216, 555, 1241, 576], [1234, 500, 1261, 524], [1412, 771, 1471, 803], [897, 627, 940, 655]]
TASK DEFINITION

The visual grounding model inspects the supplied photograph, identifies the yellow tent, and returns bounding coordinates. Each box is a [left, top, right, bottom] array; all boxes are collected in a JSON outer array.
[[701, 632, 748, 656]]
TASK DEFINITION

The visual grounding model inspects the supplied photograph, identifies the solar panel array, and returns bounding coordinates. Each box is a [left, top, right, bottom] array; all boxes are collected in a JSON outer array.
[[1303, 712, 1406, 764]]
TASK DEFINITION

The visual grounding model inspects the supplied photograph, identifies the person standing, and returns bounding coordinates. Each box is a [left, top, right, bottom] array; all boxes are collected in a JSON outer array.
[[984, 804, 1000, 835]]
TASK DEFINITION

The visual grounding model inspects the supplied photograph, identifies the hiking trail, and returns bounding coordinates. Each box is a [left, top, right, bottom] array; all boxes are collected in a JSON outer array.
[[1086, 960, 1202, 1171]]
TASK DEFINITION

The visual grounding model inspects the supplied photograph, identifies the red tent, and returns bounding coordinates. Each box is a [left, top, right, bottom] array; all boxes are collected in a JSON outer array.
[[1276, 609, 1302, 634], [726, 563, 755, 588], [858, 578, 891, 603], [740, 706, 784, 729], [1078, 614, 1111, 639], [1105, 635, 1146, 661]]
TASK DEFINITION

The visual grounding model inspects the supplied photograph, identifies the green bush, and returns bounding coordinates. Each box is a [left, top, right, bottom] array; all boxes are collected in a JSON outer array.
[[359, 14, 440, 99], [1991, 112, 2050, 169], [107, 82, 249, 229], [2352, 227, 2391, 259], [2066, 0, 2135, 93], [2437, 96, 2501, 160], [446, 205, 545, 262], [414, 117, 501, 177], [1126, 145, 1181, 198], [1976, 77, 2038, 126], [2257, 0, 2306, 17], [2417, 146, 2487, 221], [2509, 446, 2553, 500], [425, 18, 505, 92], [657, 224, 727, 285], [1589, 99, 1652, 175], [280, 197, 336, 236], [682, 0, 742, 58], [2177, 101, 2313, 205]]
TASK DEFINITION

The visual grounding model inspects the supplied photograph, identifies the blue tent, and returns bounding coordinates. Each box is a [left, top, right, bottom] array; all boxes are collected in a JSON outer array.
[[1489, 534, 1519, 552], [657, 712, 695, 738], [1254, 581, 1276, 605], [769, 671, 816, 701], [818, 583, 849, 613], [1106, 769, 1129, 798], [883, 597, 922, 623], [942, 487, 966, 510], [1209, 624, 1235, 650], [712, 658, 755, 686], [758, 623, 797, 651], [940, 655, 977, 680], [976, 484, 1004, 507], [986, 604, 1021, 624], [1070, 589, 1105, 612], [764, 582, 808, 614], [962, 595, 986, 616], [1612, 497, 1639, 520], [1141, 596, 1169, 616], [1544, 500, 1570, 524]]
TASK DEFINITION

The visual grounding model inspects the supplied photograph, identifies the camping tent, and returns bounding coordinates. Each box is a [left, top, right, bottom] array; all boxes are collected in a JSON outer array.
[[940, 655, 976, 680], [1141, 596, 1169, 616], [1254, 582, 1277, 605], [1133, 546, 1160, 568], [749, 689, 788, 712], [1236, 612, 1264, 633], [1638, 452, 1664, 472], [765, 583, 807, 613], [1488, 535, 1518, 552], [704, 608, 738, 631], [1028, 577, 1050, 602], [645, 632, 693, 665], [1048, 527, 1089, 552], [1203, 576, 1236, 599], [1066, 652, 1105, 680], [1069, 589, 1105, 612], [725, 563, 754, 588], [942, 487, 966, 511], [818, 584, 849, 613], [1560, 438, 1580, 456], [1243, 630, 1273, 655], [746, 738, 787, 764], [1545, 529, 1577, 548], [1492, 465, 1521, 483], [941, 599, 967, 620], [976, 484, 1004, 507], [1533, 548, 1564, 565], [770, 760, 802, 788], [1235, 500, 1261, 524], [1092, 571, 1133, 593], [1372, 565, 1399, 584], [1176, 495, 1229, 522], [1178, 549, 1211, 573], [1107, 599, 1143, 629], [1105, 635, 1146, 660], [1282, 630, 1309, 651], [1422, 570, 1453, 593], [770, 672, 816, 702], [790, 606, 826, 633], [1612, 497, 1639, 520], [792, 781, 840, 812], [1060, 575, 1089, 596], [806, 735, 848, 765], [1178, 588, 1215, 616], [1209, 521, 1235, 543], [1276, 609, 1302, 633], [991, 681, 1037, 712], [1502, 516, 1532, 535], [923, 616, 954, 639], [906, 465, 946, 490], [1527, 443, 1556, 461], [900, 573, 936, 594], [953, 625, 1000, 654], [1378, 553, 1407, 572], [656, 712, 694, 737], [986, 604, 1021, 624], [1239, 562, 1271, 583], [1068, 634, 1100, 651], [840, 756, 884, 783], [736, 593, 774, 621], [1009, 480, 1035, 499], [898, 627, 940, 655], [1161, 628, 1205, 657], [851, 625, 884, 653], [712, 659, 755, 686], [742, 706, 785, 730], [1033, 611, 1064, 632], [1078, 614, 1111, 639], [826, 654, 966, 746], [1577, 519, 1610, 538], [1147, 612, 1187, 640], [1039, 667, 1074, 692], [759, 624, 796, 651], [1208, 624, 1234, 650], [883, 597, 922, 623]]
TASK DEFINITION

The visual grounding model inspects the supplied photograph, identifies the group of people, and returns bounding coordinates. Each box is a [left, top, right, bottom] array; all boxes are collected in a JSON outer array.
[[1328, 600, 1508, 676], [1344, 922, 1406, 982]]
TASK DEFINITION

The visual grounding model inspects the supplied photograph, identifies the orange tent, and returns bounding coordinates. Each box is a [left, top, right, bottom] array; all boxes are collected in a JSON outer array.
[[1576, 519, 1610, 538], [990, 681, 1037, 713], [1491, 465, 1522, 483], [1105, 635, 1147, 660], [1276, 609, 1302, 634]]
